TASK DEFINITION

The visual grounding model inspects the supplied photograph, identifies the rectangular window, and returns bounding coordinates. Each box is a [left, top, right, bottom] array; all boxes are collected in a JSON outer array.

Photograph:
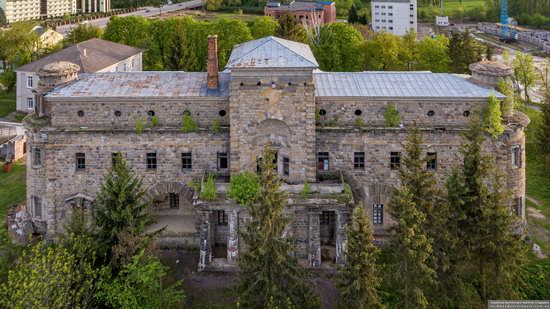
[[27, 97, 34, 109], [283, 156, 290, 176], [181, 152, 192, 170], [216, 210, 228, 226], [388, 5, 392, 9], [410, 21, 414, 24], [317, 152, 329, 171], [146, 152, 157, 169], [512, 197, 523, 216], [27, 75, 33, 88], [354, 152, 365, 170], [375, 5, 379, 8], [217, 152, 228, 170], [373, 204, 383, 225], [112, 152, 122, 166], [33, 147, 42, 166], [33, 196, 42, 218], [169, 193, 179, 209], [512, 146, 521, 168], [75, 152, 86, 170], [320, 211, 334, 225], [390, 152, 400, 170], [427, 152, 437, 171]]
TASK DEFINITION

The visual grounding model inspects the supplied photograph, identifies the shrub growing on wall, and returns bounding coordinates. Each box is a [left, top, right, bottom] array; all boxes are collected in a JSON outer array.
[[385, 103, 400, 127], [483, 94, 504, 138], [181, 113, 199, 133], [228, 172, 260, 205], [200, 174, 218, 201]]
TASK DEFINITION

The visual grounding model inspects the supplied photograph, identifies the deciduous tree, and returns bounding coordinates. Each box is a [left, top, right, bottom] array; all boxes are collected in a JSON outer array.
[[63, 24, 103, 47], [512, 52, 537, 103], [313, 22, 363, 71], [249, 16, 279, 39], [276, 13, 307, 43], [417, 35, 450, 73]]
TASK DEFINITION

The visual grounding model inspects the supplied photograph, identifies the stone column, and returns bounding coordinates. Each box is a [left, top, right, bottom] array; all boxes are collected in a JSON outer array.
[[308, 213, 321, 268], [198, 211, 211, 271], [227, 209, 239, 264], [335, 211, 347, 265]]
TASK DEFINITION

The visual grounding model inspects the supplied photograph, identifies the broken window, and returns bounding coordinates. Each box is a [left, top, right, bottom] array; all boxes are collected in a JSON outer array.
[[283, 156, 290, 176], [75, 153, 86, 170], [390, 152, 400, 170], [511, 197, 523, 216], [112, 152, 122, 166], [427, 152, 437, 171], [216, 210, 228, 226], [354, 152, 365, 170], [373, 204, 383, 225], [169, 193, 179, 209], [217, 152, 228, 170], [33, 195, 42, 218], [512, 146, 521, 168], [318, 152, 329, 171], [33, 147, 42, 166], [146, 152, 157, 169], [181, 152, 192, 170]]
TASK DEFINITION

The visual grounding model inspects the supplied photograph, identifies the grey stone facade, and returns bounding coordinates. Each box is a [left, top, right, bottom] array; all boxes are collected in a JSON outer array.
[[23, 37, 528, 270]]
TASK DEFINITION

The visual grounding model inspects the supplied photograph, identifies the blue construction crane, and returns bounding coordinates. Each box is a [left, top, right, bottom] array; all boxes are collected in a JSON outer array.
[[500, 0, 516, 42]]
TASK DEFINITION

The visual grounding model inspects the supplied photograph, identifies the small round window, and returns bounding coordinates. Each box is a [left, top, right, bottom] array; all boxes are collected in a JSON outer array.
[[148, 110, 155, 117], [355, 109, 362, 116], [183, 110, 191, 116], [427, 110, 435, 117], [463, 110, 470, 117], [288, 82, 292, 86], [219, 110, 227, 117], [319, 109, 327, 116], [240, 82, 244, 86], [257, 81, 262, 86], [114, 111, 121, 117], [77, 110, 84, 117]]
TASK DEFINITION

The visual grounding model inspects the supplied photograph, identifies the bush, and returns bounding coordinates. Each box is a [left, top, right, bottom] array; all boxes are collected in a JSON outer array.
[[211, 118, 221, 133], [354, 116, 364, 127], [150, 115, 159, 128], [181, 113, 198, 133], [385, 103, 400, 127], [0, 68, 16, 92], [300, 180, 311, 199], [200, 174, 218, 201], [228, 172, 260, 205], [135, 118, 144, 134]]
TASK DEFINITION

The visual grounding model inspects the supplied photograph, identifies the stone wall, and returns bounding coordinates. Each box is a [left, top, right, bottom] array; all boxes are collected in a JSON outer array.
[[316, 98, 482, 127], [48, 98, 229, 129]]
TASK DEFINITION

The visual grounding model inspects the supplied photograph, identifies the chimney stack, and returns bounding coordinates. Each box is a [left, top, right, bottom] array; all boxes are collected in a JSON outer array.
[[207, 35, 219, 89]]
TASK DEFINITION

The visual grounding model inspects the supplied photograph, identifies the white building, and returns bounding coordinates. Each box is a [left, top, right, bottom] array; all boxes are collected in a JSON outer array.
[[371, 0, 417, 36], [15, 39, 143, 113], [2, 0, 41, 23], [1, 0, 108, 23]]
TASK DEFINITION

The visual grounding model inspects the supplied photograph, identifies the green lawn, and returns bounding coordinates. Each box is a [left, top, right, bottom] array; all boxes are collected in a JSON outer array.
[[0, 90, 16, 119], [0, 160, 26, 246], [189, 12, 261, 22], [419, 0, 487, 19], [522, 107, 550, 257]]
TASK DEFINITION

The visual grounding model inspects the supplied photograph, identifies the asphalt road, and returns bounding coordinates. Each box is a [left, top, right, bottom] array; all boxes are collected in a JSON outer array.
[[57, 0, 204, 36]]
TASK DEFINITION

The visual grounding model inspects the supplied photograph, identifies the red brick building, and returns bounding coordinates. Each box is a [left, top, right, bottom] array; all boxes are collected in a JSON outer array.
[[264, 1, 336, 26]]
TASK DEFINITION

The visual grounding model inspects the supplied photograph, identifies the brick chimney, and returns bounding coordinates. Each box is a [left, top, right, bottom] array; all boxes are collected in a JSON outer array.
[[207, 35, 219, 89]]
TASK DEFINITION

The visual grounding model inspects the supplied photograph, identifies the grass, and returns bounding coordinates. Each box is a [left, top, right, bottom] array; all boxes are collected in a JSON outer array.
[[189, 11, 260, 22], [0, 160, 27, 246], [419, 0, 486, 20], [0, 90, 16, 119], [521, 107, 550, 258]]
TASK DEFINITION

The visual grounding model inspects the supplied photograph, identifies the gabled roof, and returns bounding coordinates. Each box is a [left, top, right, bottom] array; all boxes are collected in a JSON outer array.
[[226, 36, 318, 69], [314, 71, 506, 99], [17, 38, 144, 73]]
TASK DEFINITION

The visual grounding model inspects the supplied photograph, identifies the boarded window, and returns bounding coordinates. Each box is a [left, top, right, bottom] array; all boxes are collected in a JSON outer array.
[[33, 196, 42, 218], [512, 146, 521, 168], [33, 148, 42, 166]]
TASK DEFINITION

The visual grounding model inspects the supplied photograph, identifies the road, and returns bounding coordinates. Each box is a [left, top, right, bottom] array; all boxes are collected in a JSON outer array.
[[56, 0, 204, 35]]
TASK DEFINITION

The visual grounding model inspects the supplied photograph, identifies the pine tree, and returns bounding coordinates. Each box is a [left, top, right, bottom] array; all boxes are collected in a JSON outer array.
[[348, 4, 359, 24], [93, 155, 155, 269], [336, 206, 382, 309], [537, 92, 550, 162], [389, 185, 435, 309], [276, 13, 306, 43], [450, 116, 526, 302], [237, 143, 320, 308]]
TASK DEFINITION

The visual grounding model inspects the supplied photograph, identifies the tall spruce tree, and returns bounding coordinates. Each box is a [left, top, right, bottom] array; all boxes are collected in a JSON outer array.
[[336, 206, 382, 309], [449, 116, 526, 302], [93, 155, 155, 269], [276, 13, 306, 43], [389, 185, 435, 309], [237, 143, 319, 308]]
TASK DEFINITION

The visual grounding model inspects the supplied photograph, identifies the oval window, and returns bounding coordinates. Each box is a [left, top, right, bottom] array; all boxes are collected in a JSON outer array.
[[355, 109, 362, 116], [319, 109, 327, 116], [114, 111, 121, 117], [427, 110, 435, 117], [148, 110, 155, 117], [219, 110, 227, 117], [463, 110, 470, 117], [257, 81, 262, 86], [77, 110, 84, 117]]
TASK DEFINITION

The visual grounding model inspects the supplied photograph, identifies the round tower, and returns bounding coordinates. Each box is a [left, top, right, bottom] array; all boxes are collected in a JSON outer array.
[[36, 61, 80, 94], [469, 60, 513, 89]]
